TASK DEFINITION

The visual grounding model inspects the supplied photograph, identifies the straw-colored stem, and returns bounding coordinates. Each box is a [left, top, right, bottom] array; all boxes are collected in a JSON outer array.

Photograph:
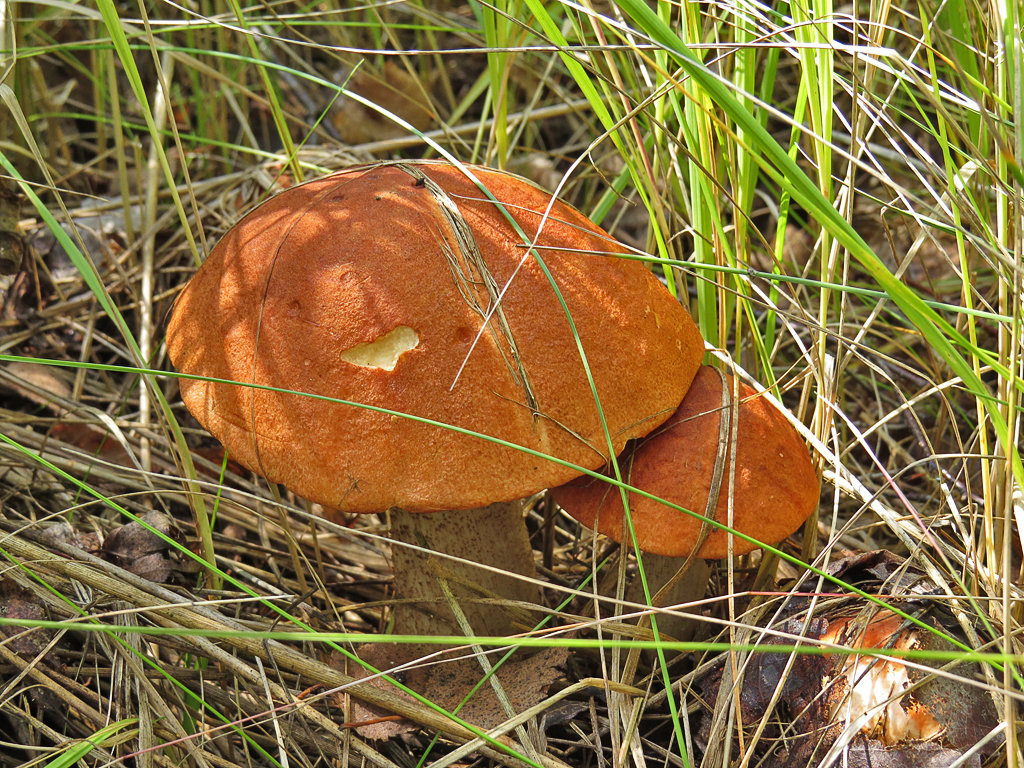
[[389, 502, 541, 638]]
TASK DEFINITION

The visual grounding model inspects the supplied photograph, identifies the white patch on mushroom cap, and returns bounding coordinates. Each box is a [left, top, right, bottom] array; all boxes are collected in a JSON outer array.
[[338, 326, 419, 371]]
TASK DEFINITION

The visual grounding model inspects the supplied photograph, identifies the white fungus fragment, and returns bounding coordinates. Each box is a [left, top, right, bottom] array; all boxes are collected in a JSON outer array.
[[338, 326, 419, 371]]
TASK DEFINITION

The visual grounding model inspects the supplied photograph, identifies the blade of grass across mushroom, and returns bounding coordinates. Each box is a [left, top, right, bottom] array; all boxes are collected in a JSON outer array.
[[4, 353, 984, 658], [5, 613, 1023, 674], [613, 0, 1024, 491], [410, 160, 671, 645], [511, 9, 714, 757], [5, 352, 1009, 722], [0, 149, 219, 589]]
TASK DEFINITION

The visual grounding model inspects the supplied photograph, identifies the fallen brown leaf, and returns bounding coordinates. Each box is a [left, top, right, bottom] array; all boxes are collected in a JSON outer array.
[[101, 511, 182, 582], [338, 642, 568, 740]]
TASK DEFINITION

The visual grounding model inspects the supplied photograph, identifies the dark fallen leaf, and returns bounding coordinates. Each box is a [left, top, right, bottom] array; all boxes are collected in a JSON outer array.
[[0, 179, 24, 275], [101, 511, 181, 582], [336, 642, 568, 740], [815, 549, 939, 600], [49, 421, 133, 467], [0, 579, 50, 658], [737, 616, 832, 722]]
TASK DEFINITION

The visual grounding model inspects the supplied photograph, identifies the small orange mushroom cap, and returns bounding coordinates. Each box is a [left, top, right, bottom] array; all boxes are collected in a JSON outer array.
[[551, 366, 819, 558], [166, 161, 704, 512]]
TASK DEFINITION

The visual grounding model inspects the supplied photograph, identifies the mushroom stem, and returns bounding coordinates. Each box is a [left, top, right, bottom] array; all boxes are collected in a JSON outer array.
[[624, 553, 710, 642], [389, 503, 541, 638]]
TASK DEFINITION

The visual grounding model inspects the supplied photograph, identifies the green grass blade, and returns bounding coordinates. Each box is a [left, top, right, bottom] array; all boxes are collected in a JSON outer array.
[[613, 0, 1024, 491]]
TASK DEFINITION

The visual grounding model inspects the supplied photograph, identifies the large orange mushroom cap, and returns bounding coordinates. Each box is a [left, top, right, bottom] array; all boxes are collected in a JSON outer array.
[[551, 366, 820, 558], [166, 161, 704, 512]]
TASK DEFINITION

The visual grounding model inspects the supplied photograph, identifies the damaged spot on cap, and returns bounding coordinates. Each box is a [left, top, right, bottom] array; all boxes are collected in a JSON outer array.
[[338, 326, 419, 371]]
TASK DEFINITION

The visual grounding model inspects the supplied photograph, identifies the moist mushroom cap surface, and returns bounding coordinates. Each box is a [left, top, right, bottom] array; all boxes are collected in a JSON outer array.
[[551, 366, 820, 558], [166, 161, 704, 512]]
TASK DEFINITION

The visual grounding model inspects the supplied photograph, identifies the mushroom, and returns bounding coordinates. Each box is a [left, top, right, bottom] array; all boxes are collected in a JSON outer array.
[[550, 366, 819, 635], [819, 610, 944, 745], [166, 160, 705, 637], [696, 552, 1001, 767]]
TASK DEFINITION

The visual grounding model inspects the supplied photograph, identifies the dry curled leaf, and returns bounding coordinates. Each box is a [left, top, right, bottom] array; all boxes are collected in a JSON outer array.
[[101, 511, 182, 582]]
